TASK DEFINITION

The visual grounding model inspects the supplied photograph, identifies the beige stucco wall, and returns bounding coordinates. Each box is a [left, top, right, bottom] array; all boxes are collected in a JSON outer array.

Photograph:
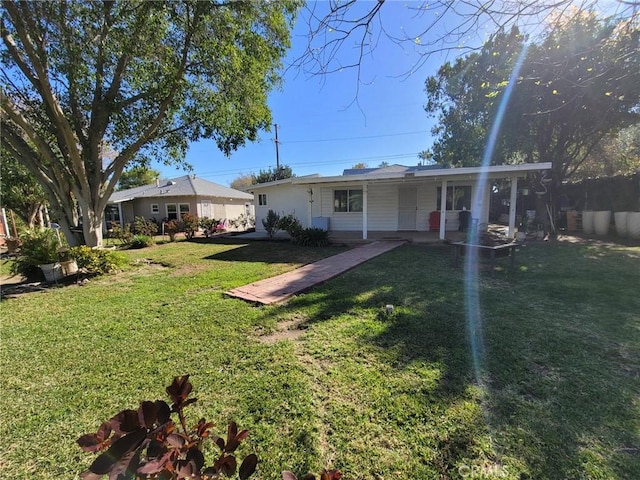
[[110, 195, 254, 232]]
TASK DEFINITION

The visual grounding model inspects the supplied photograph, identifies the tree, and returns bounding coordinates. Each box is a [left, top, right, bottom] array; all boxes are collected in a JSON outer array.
[[425, 27, 526, 168], [117, 166, 160, 191], [0, 153, 49, 228], [230, 173, 255, 190], [574, 122, 640, 179], [296, 1, 637, 81], [352, 162, 368, 169], [424, 11, 640, 221], [1, 0, 299, 246], [253, 164, 294, 184]]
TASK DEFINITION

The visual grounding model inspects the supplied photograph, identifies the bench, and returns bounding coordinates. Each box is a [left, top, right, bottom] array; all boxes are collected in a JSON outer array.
[[451, 241, 521, 275]]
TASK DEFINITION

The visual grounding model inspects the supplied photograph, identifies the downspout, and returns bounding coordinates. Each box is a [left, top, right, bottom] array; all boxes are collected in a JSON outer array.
[[439, 179, 448, 240]]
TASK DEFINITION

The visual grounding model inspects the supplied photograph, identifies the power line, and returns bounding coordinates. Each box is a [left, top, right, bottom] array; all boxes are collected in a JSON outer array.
[[189, 152, 421, 180], [283, 130, 429, 144]]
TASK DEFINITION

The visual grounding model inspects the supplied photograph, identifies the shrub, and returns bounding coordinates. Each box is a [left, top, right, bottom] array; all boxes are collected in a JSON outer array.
[[262, 210, 281, 238], [164, 220, 180, 241], [133, 216, 159, 236], [199, 217, 216, 237], [230, 213, 255, 231], [10, 228, 64, 277], [181, 213, 199, 239], [109, 222, 133, 246], [70, 246, 128, 274], [294, 227, 330, 247], [78, 375, 257, 480], [275, 215, 329, 247], [277, 214, 302, 238], [130, 235, 154, 249]]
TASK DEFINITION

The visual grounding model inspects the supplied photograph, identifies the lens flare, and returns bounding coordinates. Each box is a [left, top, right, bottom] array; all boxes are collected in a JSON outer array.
[[465, 43, 529, 384]]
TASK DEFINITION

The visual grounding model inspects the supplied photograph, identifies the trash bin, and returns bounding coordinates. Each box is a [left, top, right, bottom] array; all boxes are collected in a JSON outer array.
[[458, 209, 471, 232]]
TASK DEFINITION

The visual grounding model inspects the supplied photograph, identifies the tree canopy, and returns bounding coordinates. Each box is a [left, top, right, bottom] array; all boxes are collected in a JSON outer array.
[[116, 166, 160, 191], [1, 0, 299, 246], [424, 10, 640, 188], [253, 164, 295, 184]]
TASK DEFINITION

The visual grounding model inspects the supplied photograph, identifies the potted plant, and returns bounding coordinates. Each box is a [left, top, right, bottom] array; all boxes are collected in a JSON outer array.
[[11, 228, 64, 282], [58, 248, 78, 276]]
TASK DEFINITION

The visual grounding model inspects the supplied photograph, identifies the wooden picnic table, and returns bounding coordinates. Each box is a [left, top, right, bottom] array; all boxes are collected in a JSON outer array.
[[451, 241, 521, 274]]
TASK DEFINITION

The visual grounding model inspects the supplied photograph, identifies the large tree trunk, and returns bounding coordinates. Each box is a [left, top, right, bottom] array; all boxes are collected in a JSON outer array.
[[81, 205, 104, 247]]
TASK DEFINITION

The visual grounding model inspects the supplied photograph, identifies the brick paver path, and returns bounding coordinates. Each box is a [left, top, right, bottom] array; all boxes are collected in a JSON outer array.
[[225, 240, 406, 304]]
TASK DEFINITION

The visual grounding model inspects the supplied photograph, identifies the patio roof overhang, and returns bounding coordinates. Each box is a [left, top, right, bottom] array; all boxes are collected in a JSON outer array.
[[246, 163, 552, 189]]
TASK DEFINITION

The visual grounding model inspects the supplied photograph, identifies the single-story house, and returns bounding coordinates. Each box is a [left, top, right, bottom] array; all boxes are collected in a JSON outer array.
[[106, 175, 254, 231], [247, 163, 553, 240]]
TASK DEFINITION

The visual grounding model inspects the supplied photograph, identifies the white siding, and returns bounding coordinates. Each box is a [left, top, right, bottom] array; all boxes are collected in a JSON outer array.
[[367, 184, 398, 230], [253, 184, 310, 232], [255, 179, 489, 233]]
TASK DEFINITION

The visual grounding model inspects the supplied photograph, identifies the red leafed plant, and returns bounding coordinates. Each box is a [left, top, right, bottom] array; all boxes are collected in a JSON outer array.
[[77, 375, 257, 480]]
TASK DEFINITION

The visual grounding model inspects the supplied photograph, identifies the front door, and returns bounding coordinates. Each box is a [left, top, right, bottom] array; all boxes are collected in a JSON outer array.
[[398, 186, 417, 230]]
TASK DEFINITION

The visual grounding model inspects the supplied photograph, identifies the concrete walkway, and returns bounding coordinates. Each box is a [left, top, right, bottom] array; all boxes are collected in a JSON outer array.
[[225, 240, 406, 305]]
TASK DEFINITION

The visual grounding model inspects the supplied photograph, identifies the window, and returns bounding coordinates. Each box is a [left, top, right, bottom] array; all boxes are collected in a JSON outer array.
[[151, 204, 159, 214], [334, 189, 363, 212], [437, 186, 472, 211], [166, 203, 190, 220], [258, 194, 267, 206], [166, 204, 178, 220]]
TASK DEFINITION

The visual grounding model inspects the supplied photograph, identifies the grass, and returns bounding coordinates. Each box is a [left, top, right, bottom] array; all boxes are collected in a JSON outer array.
[[0, 237, 638, 479]]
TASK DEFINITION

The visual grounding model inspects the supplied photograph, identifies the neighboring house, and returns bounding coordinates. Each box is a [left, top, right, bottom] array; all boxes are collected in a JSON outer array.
[[247, 163, 552, 240], [106, 175, 254, 231]]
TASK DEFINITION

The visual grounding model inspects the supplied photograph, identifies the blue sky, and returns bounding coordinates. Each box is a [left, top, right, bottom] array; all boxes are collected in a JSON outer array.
[[153, 1, 474, 186]]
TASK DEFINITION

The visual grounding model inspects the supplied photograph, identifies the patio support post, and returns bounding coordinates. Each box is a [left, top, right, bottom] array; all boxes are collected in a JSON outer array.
[[508, 177, 518, 237], [362, 182, 368, 240], [439, 179, 448, 240]]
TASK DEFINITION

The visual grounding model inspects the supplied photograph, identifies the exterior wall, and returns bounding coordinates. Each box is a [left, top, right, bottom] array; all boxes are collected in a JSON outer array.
[[254, 179, 493, 234], [114, 196, 254, 232], [253, 184, 310, 232]]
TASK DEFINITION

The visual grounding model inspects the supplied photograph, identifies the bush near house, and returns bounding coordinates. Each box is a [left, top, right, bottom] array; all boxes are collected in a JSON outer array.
[[70, 245, 128, 274], [181, 213, 200, 240], [133, 216, 159, 237], [262, 209, 281, 238]]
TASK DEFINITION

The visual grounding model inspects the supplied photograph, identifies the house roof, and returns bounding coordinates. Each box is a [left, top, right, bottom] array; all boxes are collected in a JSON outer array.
[[342, 164, 447, 175], [247, 163, 553, 190], [109, 175, 253, 203]]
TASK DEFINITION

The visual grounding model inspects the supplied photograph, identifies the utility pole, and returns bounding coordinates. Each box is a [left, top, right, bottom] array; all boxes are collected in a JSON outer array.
[[274, 123, 280, 179]]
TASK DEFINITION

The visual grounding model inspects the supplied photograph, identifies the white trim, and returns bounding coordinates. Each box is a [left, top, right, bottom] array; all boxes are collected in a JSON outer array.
[[509, 178, 519, 237], [362, 183, 368, 240], [439, 180, 448, 240], [246, 163, 552, 190]]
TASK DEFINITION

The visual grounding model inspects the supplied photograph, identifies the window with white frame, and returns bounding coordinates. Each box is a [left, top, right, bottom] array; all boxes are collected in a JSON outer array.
[[258, 194, 267, 206], [166, 203, 190, 220], [151, 203, 159, 215], [166, 204, 178, 220], [437, 186, 472, 211], [334, 189, 363, 212]]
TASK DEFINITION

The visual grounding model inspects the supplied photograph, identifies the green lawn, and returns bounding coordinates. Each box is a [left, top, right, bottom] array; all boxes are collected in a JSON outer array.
[[1, 238, 638, 479]]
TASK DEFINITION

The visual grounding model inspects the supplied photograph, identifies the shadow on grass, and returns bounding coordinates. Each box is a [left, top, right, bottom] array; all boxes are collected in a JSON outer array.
[[202, 239, 347, 264], [256, 242, 640, 479]]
